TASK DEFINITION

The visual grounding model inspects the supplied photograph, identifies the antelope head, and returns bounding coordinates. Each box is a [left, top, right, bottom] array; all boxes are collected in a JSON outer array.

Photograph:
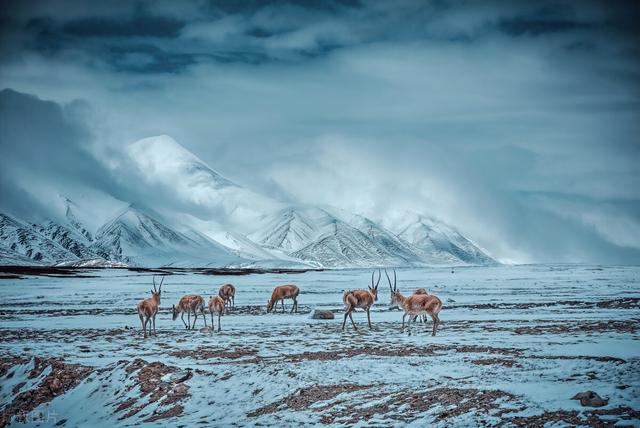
[[386, 269, 401, 309], [172, 304, 179, 320], [266, 298, 275, 313], [151, 275, 164, 303], [368, 269, 381, 301]]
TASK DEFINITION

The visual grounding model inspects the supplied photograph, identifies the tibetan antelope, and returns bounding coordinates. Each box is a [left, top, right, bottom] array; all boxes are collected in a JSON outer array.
[[387, 269, 442, 336], [172, 295, 207, 330], [266, 284, 299, 313], [413, 288, 428, 323], [342, 270, 380, 330], [219, 283, 235, 313], [208, 296, 225, 333], [137, 276, 163, 338]]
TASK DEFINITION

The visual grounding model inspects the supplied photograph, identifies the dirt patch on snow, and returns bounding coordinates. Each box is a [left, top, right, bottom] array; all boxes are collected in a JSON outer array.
[[169, 346, 259, 361], [471, 358, 520, 368], [513, 320, 638, 335], [452, 298, 640, 310], [503, 406, 640, 427], [249, 384, 522, 425], [247, 384, 373, 417], [114, 359, 191, 422], [0, 357, 93, 427], [285, 344, 522, 362]]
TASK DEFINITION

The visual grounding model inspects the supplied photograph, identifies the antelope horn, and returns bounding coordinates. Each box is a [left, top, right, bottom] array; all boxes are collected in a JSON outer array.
[[375, 268, 381, 288], [152, 275, 157, 292], [385, 269, 393, 291], [159, 275, 164, 291], [393, 268, 397, 291]]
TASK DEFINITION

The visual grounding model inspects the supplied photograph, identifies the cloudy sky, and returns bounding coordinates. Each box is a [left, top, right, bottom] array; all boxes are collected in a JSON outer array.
[[1, 0, 639, 264]]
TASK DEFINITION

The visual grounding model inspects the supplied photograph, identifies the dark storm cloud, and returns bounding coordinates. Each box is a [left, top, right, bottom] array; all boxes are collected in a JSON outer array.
[[2, 0, 636, 72], [0, 90, 124, 219], [0, 0, 639, 263], [61, 14, 186, 38]]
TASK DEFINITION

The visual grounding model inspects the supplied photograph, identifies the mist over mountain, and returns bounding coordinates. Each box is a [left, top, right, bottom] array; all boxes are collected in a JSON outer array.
[[0, 90, 496, 267]]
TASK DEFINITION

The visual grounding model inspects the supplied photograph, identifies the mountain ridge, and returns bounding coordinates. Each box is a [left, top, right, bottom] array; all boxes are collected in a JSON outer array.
[[0, 135, 497, 268]]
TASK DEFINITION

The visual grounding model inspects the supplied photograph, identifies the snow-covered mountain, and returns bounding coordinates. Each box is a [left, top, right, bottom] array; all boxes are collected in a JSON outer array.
[[0, 135, 496, 268], [393, 213, 497, 266], [0, 213, 80, 264], [90, 205, 243, 267], [0, 205, 244, 268], [128, 135, 281, 228], [246, 206, 493, 268]]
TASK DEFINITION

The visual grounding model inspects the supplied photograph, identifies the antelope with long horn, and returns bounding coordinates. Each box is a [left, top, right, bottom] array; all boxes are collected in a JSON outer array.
[[342, 269, 380, 330], [266, 284, 300, 313], [137, 275, 163, 338], [172, 294, 207, 329], [387, 269, 442, 336]]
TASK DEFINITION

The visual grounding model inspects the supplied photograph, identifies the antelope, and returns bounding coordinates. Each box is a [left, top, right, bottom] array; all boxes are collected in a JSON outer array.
[[137, 276, 163, 338], [219, 283, 235, 313], [387, 269, 442, 336], [208, 296, 225, 333], [266, 284, 299, 313], [172, 294, 207, 330], [342, 270, 380, 330], [413, 288, 428, 323]]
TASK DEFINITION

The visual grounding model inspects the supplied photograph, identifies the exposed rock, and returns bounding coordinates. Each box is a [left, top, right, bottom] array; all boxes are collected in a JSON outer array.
[[572, 391, 609, 407], [310, 309, 335, 320]]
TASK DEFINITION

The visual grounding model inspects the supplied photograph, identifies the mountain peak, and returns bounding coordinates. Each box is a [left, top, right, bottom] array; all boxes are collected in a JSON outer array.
[[129, 135, 238, 190]]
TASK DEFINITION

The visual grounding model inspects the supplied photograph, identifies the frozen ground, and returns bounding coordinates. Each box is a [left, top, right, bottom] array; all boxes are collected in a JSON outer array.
[[0, 265, 638, 427]]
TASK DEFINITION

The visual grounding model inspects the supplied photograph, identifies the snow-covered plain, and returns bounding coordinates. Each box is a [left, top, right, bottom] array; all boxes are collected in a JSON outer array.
[[0, 265, 638, 426]]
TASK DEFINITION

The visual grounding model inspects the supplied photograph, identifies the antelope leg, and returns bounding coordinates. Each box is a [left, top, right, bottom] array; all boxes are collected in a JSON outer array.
[[349, 312, 357, 330], [210, 312, 215, 334], [181, 312, 188, 329]]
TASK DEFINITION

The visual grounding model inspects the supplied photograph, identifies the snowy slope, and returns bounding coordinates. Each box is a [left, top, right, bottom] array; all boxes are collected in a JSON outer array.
[[31, 220, 96, 260], [0, 213, 79, 265], [91, 205, 242, 267], [0, 244, 43, 266], [62, 197, 94, 242], [251, 207, 422, 268], [249, 207, 334, 251], [332, 210, 425, 265], [394, 213, 496, 265], [128, 135, 281, 228]]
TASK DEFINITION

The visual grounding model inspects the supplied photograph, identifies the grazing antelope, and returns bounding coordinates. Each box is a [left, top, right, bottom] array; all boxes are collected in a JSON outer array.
[[208, 296, 225, 333], [387, 269, 442, 336], [218, 283, 235, 313], [137, 276, 163, 338], [413, 288, 428, 323], [342, 270, 380, 330], [266, 284, 299, 313], [172, 294, 207, 330]]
